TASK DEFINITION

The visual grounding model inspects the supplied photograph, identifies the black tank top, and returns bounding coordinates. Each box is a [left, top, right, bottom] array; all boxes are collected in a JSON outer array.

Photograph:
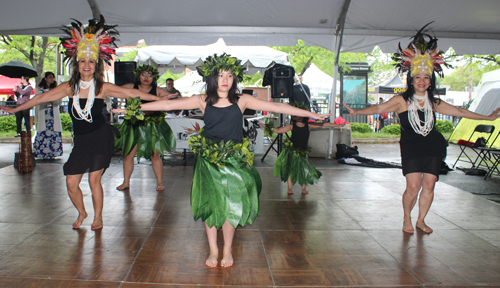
[[133, 83, 156, 104], [290, 121, 309, 150], [68, 98, 105, 135], [202, 104, 243, 143]]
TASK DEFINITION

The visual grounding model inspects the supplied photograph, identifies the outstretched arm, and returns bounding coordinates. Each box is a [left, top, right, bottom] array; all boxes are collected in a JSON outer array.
[[141, 94, 202, 112], [343, 95, 403, 116], [0, 83, 70, 114], [258, 122, 292, 134], [436, 101, 500, 121], [309, 122, 345, 129], [241, 95, 330, 120], [104, 82, 166, 101]]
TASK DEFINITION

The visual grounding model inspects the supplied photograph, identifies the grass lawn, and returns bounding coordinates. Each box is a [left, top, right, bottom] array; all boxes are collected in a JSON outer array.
[[0, 131, 72, 138]]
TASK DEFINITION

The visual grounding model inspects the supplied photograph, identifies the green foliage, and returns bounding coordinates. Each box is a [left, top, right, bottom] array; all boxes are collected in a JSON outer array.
[[263, 118, 275, 138], [349, 122, 373, 133], [188, 127, 254, 168], [0, 35, 59, 84], [380, 124, 401, 136], [199, 53, 244, 82], [116, 41, 147, 62], [60, 113, 72, 132], [435, 120, 454, 134], [0, 115, 16, 131]]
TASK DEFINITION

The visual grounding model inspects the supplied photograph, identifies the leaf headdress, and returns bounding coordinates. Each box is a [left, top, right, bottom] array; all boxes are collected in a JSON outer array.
[[197, 53, 244, 82], [134, 64, 160, 81]]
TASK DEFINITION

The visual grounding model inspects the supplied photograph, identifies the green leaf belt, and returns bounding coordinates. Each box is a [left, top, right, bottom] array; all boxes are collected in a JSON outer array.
[[124, 97, 165, 126], [188, 129, 254, 168], [283, 139, 311, 157]]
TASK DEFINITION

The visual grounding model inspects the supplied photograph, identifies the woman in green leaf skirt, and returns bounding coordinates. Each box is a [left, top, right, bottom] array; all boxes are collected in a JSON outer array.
[[115, 65, 178, 191], [260, 101, 344, 195], [141, 53, 330, 268]]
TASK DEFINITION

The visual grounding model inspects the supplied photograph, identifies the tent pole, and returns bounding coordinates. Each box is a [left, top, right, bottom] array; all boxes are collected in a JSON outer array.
[[327, 0, 350, 159]]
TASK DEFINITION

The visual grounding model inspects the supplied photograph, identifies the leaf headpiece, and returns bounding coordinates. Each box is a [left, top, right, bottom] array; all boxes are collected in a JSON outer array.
[[392, 22, 451, 78], [134, 65, 160, 81], [197, 53, 244, 82], [60, 16, 119, 65]]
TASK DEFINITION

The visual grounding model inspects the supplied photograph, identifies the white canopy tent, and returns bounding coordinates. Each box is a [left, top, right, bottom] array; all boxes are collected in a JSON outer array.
[[301, 63, 340, 95], [171, 71, 205, 95], [135, 38, 289, 75]]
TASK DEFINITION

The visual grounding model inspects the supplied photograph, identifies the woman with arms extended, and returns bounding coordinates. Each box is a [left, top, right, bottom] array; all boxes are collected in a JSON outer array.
[[343, 23, 500, 234], [33, 71, 63, 159], [140, 53, 330, 268], [260, 101, 344, 195], [115, 64, 176, 192], [1, 17, 168, 230]]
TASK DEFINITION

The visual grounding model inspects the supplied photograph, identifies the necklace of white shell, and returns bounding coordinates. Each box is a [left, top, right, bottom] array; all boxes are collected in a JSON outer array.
[[72, 79, 95, 123], [407, 91, 434, 136]]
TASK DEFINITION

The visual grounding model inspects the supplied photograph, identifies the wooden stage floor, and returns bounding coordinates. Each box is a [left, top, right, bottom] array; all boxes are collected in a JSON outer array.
[[0, 156, 499, 287]]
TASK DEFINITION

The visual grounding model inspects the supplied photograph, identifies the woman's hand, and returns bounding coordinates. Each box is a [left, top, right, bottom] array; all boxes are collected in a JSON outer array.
[[311, 113, 332, 121], [112, 108, 126, 114], [343, 103, 357, 116], [0, 106, 18, 114], [487, 107, 500, 120]]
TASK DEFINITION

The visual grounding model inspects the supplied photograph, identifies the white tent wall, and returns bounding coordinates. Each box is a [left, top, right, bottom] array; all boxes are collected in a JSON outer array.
[[449, 69, 500, 148]]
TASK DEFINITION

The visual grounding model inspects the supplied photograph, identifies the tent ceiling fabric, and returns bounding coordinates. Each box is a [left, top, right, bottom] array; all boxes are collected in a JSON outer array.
[[1, 0, 499, 54]]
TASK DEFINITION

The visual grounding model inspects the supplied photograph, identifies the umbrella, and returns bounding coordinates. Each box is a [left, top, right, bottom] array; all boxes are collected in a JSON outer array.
[[0, 61, 37, 78]]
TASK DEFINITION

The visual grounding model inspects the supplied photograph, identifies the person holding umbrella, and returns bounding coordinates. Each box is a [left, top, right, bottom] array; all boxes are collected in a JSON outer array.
[[13, 76, 33, 137], [1, 17, 168, 230]]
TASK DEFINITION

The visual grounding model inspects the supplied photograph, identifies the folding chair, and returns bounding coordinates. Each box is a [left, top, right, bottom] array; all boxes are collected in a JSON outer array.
[[474, 131, 500, 178], [484, 150, 500, 179], [452, 124, 495, 169]]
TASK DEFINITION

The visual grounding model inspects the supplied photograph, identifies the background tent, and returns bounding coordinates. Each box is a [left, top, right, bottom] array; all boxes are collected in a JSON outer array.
[[301, 63, 340, 95], [136, 38, 289, 74], [369, 73, 446, 95], [0, 76, 35, 96], [171, 71, 205, 95], [449, 69, 500, 148]]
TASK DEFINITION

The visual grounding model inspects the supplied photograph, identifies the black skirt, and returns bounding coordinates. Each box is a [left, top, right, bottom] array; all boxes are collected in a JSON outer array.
[[63, 124, 118, 175]]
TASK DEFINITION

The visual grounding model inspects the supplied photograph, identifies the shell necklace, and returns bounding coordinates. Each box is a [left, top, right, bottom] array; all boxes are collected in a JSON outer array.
[[407, 91, 434, 136], [72, 79, 95, 123]]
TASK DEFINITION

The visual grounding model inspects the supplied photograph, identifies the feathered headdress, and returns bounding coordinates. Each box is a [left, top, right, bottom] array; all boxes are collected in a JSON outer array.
[[392, 22, 451, 77], [60, 16, 118, 65], [134, 64, 160, 81], [197, 53, 244, 82]]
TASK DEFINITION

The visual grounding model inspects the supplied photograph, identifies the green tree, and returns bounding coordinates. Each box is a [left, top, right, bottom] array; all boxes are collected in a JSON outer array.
[[0, 35, 59, 83]]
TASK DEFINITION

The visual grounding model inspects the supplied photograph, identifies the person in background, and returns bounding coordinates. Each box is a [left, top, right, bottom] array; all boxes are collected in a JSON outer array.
[[164, 78, 182, 115], [13, 76, 33, 137], [33, 72, 63, 159], [375, 97, 385, 132], [115, 65, 177, 192]]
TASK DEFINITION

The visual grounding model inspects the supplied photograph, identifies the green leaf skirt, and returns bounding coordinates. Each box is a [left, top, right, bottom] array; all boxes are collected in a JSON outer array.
[[191, 154, 262, 229], [273, 146, 322, 186], [115, 120, 176, 160]]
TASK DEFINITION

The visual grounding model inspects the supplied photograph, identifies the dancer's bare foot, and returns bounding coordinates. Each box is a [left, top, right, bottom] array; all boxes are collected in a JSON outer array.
[[205, 253, 218, 268], [72, 212, 88, 229], [415, 221, 433, 234], [221, 250, 233, 268], [402, 218, 414, 234], [301, 189, 309, 195], [116, 183, 129, 191], [91, 219, 103, 230], [156, 184, 165, 191], [287, 189, 294, 195]]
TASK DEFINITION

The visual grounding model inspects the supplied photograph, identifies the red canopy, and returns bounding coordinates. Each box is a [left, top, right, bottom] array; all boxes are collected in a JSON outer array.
[[0, 75, 35, 96]]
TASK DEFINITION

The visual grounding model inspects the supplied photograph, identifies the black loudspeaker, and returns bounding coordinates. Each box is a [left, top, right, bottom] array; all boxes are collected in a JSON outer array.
[[114, 61, 137, 86], [271, 68, 294, 98], [242, 89, 255, 115]]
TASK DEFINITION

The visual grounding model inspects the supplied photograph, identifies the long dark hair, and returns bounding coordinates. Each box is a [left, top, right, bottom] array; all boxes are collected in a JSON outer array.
[[21, 76, 30, 87], [38, 72, 57, 89], [204, 71, 241, 106], [402, 73, 441, 107], [68, 57, 105, 96]]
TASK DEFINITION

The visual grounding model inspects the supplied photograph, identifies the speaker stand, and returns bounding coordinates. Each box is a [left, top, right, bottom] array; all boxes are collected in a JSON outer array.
[[261, 111, 288, 162]]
